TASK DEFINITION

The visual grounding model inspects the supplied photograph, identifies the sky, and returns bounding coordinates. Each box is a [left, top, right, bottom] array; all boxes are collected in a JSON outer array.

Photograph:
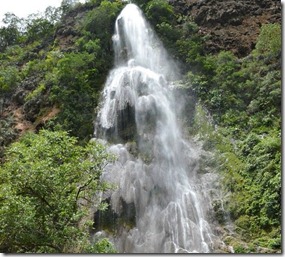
[[0, 0, 85, 26]]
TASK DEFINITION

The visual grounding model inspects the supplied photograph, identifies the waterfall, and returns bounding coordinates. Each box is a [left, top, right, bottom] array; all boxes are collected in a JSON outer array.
[[93, 3, 218, 253]]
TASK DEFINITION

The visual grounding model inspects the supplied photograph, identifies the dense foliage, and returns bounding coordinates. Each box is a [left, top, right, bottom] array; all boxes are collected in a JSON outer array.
[[0, 130, 115, 253], [0, 0, 281, 253]]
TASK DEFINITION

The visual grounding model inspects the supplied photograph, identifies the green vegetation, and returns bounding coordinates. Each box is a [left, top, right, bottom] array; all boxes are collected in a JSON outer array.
[[0, 2, 124, 252], [187, 23, 281, 251], [0, 0, 124, 141], [0, 130, 115, 253], [0, 0, 281, 253]]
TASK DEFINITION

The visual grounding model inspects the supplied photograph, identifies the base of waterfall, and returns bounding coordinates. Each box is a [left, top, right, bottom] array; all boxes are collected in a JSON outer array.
[[90, 137, 232, 253]]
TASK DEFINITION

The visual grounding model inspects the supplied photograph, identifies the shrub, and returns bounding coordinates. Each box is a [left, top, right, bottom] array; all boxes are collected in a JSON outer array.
[[255, 23, 281, 56]]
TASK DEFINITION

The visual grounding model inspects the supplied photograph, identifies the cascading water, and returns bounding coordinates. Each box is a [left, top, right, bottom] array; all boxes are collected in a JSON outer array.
[[93, 3, 219, 253]]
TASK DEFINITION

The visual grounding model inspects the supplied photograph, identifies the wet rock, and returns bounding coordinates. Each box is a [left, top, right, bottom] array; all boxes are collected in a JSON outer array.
[[116, 103, 137, 141], [125, 141, 138, 156], [93, 197, 136, 234]]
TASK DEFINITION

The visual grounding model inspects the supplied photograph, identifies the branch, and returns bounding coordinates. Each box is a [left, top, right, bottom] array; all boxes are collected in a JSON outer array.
[[75, 172, 101, 201], [25, 186, 53, 209]]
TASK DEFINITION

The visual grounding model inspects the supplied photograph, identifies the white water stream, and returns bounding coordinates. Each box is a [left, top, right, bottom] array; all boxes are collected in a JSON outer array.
[[94, 3, 218, 253]]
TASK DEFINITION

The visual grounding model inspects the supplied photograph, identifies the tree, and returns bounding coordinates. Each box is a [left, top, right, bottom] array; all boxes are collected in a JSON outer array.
[[0, 13, 23, 51], [0, 130, 115, 253], [61, 0, 80, 14], [44, 6, 61, 25], [25, 16, 55, 43], [83, 0, 123, 49], [49, 51, 100, 139]]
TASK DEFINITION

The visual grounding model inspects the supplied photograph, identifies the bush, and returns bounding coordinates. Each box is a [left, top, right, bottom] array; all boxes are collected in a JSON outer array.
[[0, 66, 20, 93], [145, 0, 175, 25], [255, 23, 281, 56]]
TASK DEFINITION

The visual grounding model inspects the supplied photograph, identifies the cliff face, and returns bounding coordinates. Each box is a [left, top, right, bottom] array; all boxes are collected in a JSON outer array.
[[0, 1, 281, 253], [0, 0, 281, 150], [51, 0, 282, 58], [170, 0, 281, 57]]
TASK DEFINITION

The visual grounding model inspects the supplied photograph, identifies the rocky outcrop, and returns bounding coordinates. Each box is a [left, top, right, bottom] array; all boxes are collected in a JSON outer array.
[[55, 7, 87, 52], [170, 0, 281, 57]]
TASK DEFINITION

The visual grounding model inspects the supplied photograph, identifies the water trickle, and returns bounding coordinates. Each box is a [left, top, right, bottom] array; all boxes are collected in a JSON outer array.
[[94, 3, 217, 253]]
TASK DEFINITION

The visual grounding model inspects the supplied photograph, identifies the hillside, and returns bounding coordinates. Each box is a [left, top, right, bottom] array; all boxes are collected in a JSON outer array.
[[0, 0, 281, 141], [0, 0, 281, 253]]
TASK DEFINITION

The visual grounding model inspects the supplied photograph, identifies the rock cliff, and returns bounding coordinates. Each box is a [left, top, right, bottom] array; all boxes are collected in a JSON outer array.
[[170, 0, 281, 57]]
